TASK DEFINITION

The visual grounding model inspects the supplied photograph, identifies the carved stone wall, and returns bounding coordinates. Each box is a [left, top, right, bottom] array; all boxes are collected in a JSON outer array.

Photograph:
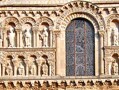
[[0, 0, 119, 89]]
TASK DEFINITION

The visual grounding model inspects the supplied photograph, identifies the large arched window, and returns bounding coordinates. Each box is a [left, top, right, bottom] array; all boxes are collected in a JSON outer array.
[[66, 18, 95, 76]]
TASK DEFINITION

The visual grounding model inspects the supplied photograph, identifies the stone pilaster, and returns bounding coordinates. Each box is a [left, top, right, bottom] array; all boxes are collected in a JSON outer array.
[[98, 30, 105, 75], [54, 30, 61, 75]]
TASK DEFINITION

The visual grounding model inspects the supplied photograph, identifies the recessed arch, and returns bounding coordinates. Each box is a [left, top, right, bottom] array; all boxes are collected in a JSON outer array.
[[20, 17, 36, 26], [36, 17, 54, 27], [56, 1, 105, 31], [3, 17, 20, 29]]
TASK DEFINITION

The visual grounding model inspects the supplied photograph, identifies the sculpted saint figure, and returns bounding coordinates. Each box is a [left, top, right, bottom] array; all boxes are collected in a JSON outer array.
[[7, 25, 15, 47], [39, 27, 49, 47], [111, 28, 118, 46], [18, 62, 24, 75], [29, 62, 36, 75], [42, 62, 48, 76], [112, 60, 118, 75], [23, 24, 32, 47], [6, 63, 12, 75]]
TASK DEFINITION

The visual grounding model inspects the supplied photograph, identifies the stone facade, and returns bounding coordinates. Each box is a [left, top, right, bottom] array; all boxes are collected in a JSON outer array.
[[0, 0, 119, 89]]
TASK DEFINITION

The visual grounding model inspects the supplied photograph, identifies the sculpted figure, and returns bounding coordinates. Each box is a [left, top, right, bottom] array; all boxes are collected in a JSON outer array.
[[23, 24, 32, 47], [112, 60, 118, 75], [42, 62, 48, 76], [18, 62, 24, 75], [5, 63, 13, 75], [29, 62, 36, 75], [7, 25, 15, 47], [111, 28, 118, 46], [39, 27, 49, 47]]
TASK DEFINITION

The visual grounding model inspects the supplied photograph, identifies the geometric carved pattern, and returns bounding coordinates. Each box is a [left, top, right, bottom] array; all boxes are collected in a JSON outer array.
[[56, 1, 105, 31]]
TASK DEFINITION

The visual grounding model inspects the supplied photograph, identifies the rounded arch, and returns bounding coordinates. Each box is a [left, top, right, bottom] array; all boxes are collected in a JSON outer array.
[[106, 14, 119, 30], [36, 17, 54, 26], [106, 14, 119, 46], [56, 1, 105, 31], [63, 12, 99, 32], [2, 17, 20, 28], [20, 17, 36, 26]]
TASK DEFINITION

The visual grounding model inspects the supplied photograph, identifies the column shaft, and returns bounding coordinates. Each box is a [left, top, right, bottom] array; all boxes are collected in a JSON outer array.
[[14, 66, 17, 76], [38, 65, 41, 76], [0, 63, 1, 76], [17, 31, 20, 47], [50, 31, 52, 47]]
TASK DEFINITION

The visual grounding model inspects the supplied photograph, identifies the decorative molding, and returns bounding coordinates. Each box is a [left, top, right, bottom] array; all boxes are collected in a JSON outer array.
[[56, 1, 105, 31]]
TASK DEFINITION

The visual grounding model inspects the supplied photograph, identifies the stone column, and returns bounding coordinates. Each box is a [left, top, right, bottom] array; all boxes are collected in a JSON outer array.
[[12, 59, 17, 76], [16, 30, 20, 47], [0, 63, 1, 76], [33, 30, 36, 47], [3, 31, 7, 48], [14, 66, 17, 76], [52, 33, 56, 48], [50, 30, 53, 47], [2, 64, 5, 76], [0, 39, 2, 47], [19, 31, 23, 47], [54, 30, 61, 75], [49, 63, 52, 76], [99, 30, 105, 75], [24, 60, 29, 76], [36, 58, 41, 76], [38, 64, 41, 76]]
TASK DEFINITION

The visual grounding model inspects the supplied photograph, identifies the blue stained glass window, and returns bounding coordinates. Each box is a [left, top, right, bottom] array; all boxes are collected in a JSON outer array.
[[66, 18, 95, 76]]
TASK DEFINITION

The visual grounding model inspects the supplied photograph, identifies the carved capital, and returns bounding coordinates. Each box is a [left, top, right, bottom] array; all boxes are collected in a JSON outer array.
[[53, 30, 61, 37], [98, 30, 105, 37]]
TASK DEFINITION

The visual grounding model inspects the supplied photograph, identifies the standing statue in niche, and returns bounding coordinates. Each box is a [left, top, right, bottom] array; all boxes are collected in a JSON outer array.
[[5, 63, 13, 75], [39, 27, 49, 47], [23, 24, 32, 47], [112, 60, 118, 75], [18, 62, 24, 75], [111, 28, 118, 46], [29, 62, 36, 75], [7, 25, 15, 47], [42, 62, 48, 76]]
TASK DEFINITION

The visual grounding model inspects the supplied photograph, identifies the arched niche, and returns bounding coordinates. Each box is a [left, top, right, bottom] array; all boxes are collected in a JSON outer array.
[[41, 55, 49, 76], [29, 55, 37, 75], [22, 22, 33, 47], [5, 55, 14, 76], [37, 17, 54, 48], [110, 19, 119, 46], [17, 56, 26, 75], [38, 22, 51, 47], [6, 22, 17, 47], [106, 14, 119, 46], [111, 53, 119, 75]]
